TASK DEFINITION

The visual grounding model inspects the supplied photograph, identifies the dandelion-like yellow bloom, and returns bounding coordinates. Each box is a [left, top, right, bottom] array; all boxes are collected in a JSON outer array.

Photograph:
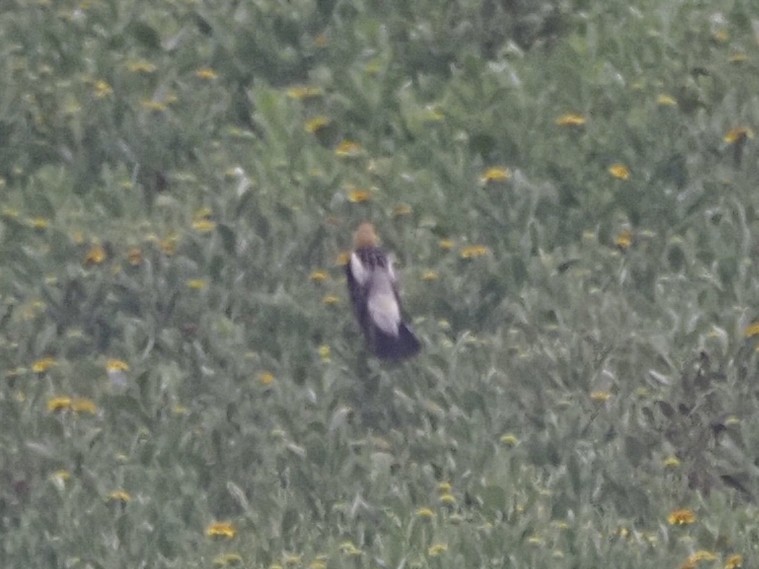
[[84, 244, 107, 266], [681, 550, 717, 569], [318, 345, 331, 362], [663, 455, 681, 468], [305, 116, 330, 134], [187, 279, 207, 290], [439, 493, 456, 506], [71, 397, 97, 414], [500, 433, 519, 446], [338, 541, 362, 556], [29, 217, 50, 229], [724, 127, 754, 144], [392, 203, 412, 216], [744, 322, 759, 337], [335, 140, 362, 157], [335, 251, 351, 266], [47, 396, 72, 412], [667, 508, 696, 525], [192, 219, 216, 233], [415, 507, 435, 520], [346, 188, 372, 203], [728, 52, 748, 64], [107, 490, 132, 503], [258, 371, 275, 386], [286, 85, 322, 100], [195, 67, 218, 80], [213, 553, 243, 567], [614, 229, 633, 251], [140, 99, 168, 112], [480, 166, 511, 183], [51, 469, 71, 483], [725, 554, 743, 569], [308, 561, 326, 569], [438, 239, 455, 251], [657, 94, 678, 107], [127, 247, 142, 266], [206, 521, 236, 539], [32, 357, 57, 373], [106, 359, 129, 372], [608, 163, 631, 180], [590, 390, 612, 402], [309, 270, 329, 283], [159, 235, 178, 255], [126, 60, 157, 74], [460, 245, 489, 259], [427, 543, 448, 557], [93, 80, 113, 99], [322, 294, 339, 306], [555, 113, 587, 126], [421, 270, 439, 282]]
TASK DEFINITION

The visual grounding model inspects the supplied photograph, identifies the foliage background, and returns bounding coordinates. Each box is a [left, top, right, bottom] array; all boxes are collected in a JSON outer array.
[[1, 0, 759, 567]]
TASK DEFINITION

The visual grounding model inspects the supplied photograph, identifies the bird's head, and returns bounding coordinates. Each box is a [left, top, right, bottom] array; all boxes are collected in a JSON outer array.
[[353, 222, 379, 249]]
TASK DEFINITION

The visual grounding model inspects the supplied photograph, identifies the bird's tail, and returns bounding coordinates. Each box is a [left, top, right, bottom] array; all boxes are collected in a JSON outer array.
[[372, 322, 421, 360]]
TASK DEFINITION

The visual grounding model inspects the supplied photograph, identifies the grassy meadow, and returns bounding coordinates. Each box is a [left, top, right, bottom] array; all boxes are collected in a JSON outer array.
[[2, 0, 759, 567]]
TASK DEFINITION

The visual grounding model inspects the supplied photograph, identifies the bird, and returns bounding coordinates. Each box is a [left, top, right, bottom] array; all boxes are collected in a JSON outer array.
[[345, 222, 421, 360]]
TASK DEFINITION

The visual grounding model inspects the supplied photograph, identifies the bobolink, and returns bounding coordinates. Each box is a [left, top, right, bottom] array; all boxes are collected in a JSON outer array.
[[346, 222, 421, 360]]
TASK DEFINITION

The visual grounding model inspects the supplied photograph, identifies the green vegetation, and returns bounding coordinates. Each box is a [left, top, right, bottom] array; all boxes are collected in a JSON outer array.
[[1, 0, 759, 567]]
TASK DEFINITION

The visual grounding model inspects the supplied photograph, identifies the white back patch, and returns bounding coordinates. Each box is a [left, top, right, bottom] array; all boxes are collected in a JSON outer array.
[[368, 291, 400, 336], [350, 253, 370, 286]]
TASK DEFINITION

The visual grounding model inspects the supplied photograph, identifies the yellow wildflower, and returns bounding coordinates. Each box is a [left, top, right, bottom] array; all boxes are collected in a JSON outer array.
[[309, 270, 329, 283], [286, 85, 322, 100], [663, 455, 681, 468], [416, 507, 435, 520], [335, 251, 351, 266], [555, 113, 587, 126], [681, 550, 717, 569], [126, 60, 157, 74], [744, 322, 759, 337], [439, 493, 456, 506], [500, 433, 519, 447], [308, 561, 326, 569], [437, 481, 452, 493], [187, 279, 207, 290], [322, 294, 339, 306], [392, 203, 412, 216], [32, 357, 57, 373], [258, 371, 275, 386], [318, 345, 331, 362], [725, 554, 743, 569], [51, 469, 71, 483], [71, 398, 97, 414], [459, 244, 489, 259], [192, 219, 216, 233], [614, 229, 633, 251], [657, 94, 678, 107], [728, 52, 748, 64], [305, 116, 330, 134], [480, 166, 511, 183], [29, 217, 49, 230], [346, 188, 372, 203], [159, 234, 178, 255], [282, 554, 302, 566], [106, 359, 129, 372], [590, 390, 612, 402], [206, 521, 236, 539], [608, 163, 631, 180], [93, 80, 113, 99], [338, 541, 362, 556], [195, 67, 218, 80], [421, 270, 439, 281], [84, 244, 107, 266], [107, 490, 131, 503], [427, 543, 448, 557], [667, 508, 696, 525], [213, 553, 243, 566], [140, 99, 168, 112], [335, 140, 362, 157], [724, 127, 754, 144], [438, 239, 455, 251], [47, 396, 72, 412]]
